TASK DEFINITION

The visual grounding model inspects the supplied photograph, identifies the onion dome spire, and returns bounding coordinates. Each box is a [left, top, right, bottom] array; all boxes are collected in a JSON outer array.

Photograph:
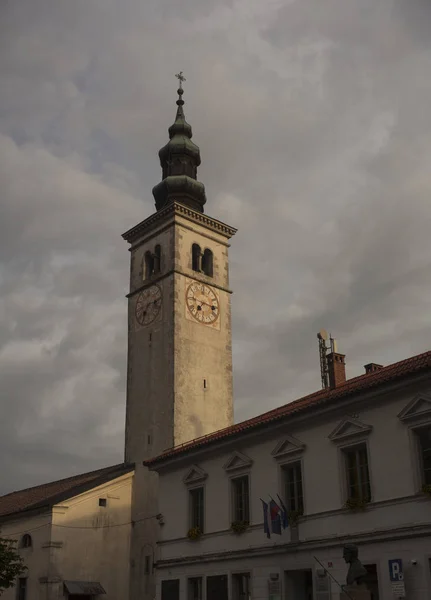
[[152, 72, 206, 213]]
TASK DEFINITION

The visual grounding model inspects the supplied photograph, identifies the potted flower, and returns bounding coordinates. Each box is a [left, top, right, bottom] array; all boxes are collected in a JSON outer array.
[[187, 527, 202, 541], [344, 497, 369, 511], [287, 509, 303, 526], [230, 520, 249, 535]]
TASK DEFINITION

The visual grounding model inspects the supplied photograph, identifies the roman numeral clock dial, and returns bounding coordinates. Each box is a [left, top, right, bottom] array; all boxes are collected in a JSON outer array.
[[135, 285, 162, 327], [186, 281, 220, 326]]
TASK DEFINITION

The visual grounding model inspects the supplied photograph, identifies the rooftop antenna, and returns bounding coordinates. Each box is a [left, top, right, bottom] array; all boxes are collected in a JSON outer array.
[[317, 329, 330, 389]]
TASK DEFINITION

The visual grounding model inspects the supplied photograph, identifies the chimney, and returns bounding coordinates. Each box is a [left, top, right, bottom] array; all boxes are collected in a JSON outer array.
[[327, 351, 346, 388], [364, 363, 383, 374]]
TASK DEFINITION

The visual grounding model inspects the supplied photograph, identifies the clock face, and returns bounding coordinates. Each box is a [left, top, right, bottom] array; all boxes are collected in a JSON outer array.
[[186, 281, 220, 325], [135, 285, 162, 327]]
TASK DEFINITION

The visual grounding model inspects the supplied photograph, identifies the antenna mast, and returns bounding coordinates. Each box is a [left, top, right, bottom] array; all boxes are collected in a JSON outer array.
[[317, 329, 330, 389]]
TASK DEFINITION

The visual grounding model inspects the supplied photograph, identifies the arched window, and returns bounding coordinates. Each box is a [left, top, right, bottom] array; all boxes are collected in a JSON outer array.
[[144, 251, 154, 279], [154, 245, 161, 274], [192, 244, 201, 272], [201, 249, 213, 277], [21, 534, 32, 549]]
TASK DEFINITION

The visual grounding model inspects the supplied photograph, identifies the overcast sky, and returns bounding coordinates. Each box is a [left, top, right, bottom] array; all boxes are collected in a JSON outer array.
[[1, 0, 431, 495]]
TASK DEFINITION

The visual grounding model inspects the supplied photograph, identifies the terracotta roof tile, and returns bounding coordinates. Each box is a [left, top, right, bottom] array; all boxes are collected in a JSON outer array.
[[145, 350, 431, 466], [0, 463, 133, 519]]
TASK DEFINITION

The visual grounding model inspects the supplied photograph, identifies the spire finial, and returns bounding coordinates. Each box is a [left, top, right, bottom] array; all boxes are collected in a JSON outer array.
[[175, 71, 186, 107], [175, 71, 186, 89]]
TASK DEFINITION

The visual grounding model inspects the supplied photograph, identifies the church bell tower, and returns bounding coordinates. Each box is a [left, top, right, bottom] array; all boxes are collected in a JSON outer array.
[[122, 73, 236, 600]]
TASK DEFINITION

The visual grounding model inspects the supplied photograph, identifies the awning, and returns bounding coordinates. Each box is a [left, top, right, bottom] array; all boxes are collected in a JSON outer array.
[[63, 581, 106, 595]]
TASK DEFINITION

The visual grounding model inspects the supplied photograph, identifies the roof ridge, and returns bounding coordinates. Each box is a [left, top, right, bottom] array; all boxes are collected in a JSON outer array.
[[0, 462, 127, 500]]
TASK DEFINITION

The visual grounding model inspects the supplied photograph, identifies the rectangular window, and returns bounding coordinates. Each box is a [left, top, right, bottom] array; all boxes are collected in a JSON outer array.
[[188, 577, 203, 600], [161, 580, 180, 600], [344, 444, 371, 501], [17, 578, 27, 600], [231, 475, 250, 523], [189, 487, 204, 532], [207, 575, 228, 600], [232, 573, 251, 600], [282, 462, 304, 514], [417, 427, 431, 485]]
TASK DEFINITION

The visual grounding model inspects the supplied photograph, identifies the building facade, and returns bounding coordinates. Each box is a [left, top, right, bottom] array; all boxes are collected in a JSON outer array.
[[146, 353, 431, 600], [0, 464, 133, 600]]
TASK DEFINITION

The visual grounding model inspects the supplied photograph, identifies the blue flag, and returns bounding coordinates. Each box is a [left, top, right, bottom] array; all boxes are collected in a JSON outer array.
[[260, 499, 271, 539], [277, 494, 289, 529], [269, 499, 282, 535]]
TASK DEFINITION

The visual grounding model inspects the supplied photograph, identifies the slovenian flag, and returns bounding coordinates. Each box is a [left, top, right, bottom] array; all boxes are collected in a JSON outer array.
[[269, 499, 282, 535], [277, 494, 289, 529], [260, 499, 271, 539]]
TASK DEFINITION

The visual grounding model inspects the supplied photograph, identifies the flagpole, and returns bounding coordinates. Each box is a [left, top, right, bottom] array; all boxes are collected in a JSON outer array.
[[313, 556, 355, 600]]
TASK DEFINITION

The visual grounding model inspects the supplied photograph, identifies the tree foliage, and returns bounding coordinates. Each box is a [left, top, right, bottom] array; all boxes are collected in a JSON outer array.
[[0, 538, 27, 595]]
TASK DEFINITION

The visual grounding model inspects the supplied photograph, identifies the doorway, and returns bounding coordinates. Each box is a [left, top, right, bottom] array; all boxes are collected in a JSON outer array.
[[285, 569, 313, 600], [364, 564, 379, 600]]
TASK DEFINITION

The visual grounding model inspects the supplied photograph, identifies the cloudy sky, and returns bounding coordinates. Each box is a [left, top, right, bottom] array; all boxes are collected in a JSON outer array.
[[1, 0, 431, 495]]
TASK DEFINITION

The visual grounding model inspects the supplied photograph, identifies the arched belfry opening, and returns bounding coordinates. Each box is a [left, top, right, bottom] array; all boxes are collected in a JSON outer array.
[[192, 243, 201, 272], [201, 249, 213, 277], [144, 251, 154, 280]]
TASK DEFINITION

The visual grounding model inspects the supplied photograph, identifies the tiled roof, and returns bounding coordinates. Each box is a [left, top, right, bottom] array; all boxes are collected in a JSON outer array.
[[0, 463, 134, 519], [145, 350, 431, 466]]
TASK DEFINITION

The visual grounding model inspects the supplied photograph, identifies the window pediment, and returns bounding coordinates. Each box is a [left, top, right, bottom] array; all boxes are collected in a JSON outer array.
[[223, 451, 253, 473], [183, 465, 208, 485], [398, 393, 431, 423], [271, 435, 305, 459], [329, 418, 372, 443]]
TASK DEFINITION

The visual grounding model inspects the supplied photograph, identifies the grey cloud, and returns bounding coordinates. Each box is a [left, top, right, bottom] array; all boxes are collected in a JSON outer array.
[[1, 0, 431, 494]]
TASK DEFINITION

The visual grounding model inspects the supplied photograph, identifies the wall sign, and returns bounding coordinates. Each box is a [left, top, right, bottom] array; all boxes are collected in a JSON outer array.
[[388, 559, 406, 599]]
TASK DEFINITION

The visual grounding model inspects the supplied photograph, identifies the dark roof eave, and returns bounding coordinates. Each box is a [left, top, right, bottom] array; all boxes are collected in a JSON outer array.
[[0, 464, 135, 521]]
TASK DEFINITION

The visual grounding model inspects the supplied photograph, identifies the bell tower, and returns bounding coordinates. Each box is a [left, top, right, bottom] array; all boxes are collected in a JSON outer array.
[[123, 74, 236, 600]]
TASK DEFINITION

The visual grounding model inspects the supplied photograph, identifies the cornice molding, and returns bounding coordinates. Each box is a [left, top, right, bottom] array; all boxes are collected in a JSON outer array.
[[398, 393, 431, 423], [122, 202, 237, 246], [127, 269, 233, 299], [328, 417, 372, 443], [183, 465, 208, 485], [271, 435, 305, 460], [223, 451, 253, 473]]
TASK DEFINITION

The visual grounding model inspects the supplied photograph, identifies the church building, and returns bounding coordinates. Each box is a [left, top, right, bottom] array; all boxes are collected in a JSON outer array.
[[1, 77, 431, 600]]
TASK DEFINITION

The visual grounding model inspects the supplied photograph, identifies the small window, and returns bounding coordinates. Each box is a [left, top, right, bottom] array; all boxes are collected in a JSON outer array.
[[99, 498, 107, 507], [154, 244, 162, 274], [192, 244, 201, 272], [144, 251, 154, 279], [231, 475, 250, 523], [344, 444, 371, 501], [282, 461, 304, 514], [188, 577, 203, 600], [144, 555, 151, 574], [232, 573, 251, 600], [17, 578, 27, 600], [417, 426, 431, 485], [201, 249, 213, 277], [20, 534, 32, 549], [189, 487, 204, 532]]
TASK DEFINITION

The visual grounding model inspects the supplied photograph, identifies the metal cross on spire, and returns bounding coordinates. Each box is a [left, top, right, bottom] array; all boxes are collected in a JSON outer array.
[[175, 71, 186, 89]]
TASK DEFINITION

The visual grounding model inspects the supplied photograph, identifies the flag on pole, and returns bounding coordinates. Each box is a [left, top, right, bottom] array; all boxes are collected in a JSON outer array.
[[269, 498, 282, 535], [260, 499, 271, 539], [277, 494, 289, 529]]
